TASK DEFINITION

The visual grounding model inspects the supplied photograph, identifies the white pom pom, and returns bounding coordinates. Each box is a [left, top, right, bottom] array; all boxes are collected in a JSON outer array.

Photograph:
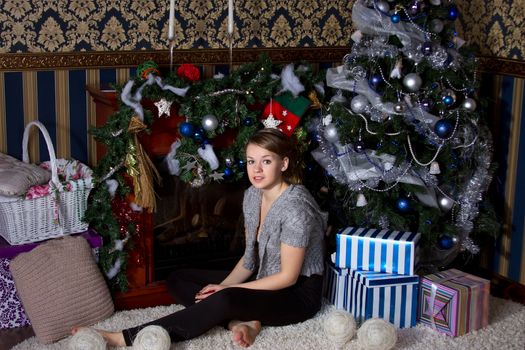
[[68, 328, 106, 350], [132, 325, 171, 350], [323, 310, 357, 347], [357, 318, 397, 350], [105, 179, 118, 198]]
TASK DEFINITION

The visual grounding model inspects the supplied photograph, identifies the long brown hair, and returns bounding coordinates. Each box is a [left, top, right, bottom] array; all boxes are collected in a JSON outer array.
[[245, 128, 303, 184]]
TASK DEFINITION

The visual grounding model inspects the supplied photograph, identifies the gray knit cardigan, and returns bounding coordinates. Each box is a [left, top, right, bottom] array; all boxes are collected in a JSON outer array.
[[242, 184, 328, 279]]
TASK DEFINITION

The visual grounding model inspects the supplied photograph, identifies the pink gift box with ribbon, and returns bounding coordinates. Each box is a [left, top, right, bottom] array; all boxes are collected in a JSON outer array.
[[418, 268, 490, 337]]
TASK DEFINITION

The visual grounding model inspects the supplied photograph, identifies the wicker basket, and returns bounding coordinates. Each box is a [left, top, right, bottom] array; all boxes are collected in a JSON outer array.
[[0, 121, 93, 245]]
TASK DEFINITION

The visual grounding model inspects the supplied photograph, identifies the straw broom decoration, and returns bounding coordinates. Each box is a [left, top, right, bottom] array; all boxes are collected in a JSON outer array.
[[125, 115, 160, 212]]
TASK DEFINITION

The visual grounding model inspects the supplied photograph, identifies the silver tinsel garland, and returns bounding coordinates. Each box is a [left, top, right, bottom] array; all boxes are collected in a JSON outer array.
[[454, 125, 494, 253]]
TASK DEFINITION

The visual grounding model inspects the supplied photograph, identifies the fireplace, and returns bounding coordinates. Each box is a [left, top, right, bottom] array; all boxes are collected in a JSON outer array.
[[152, 159, 246, 281], [87, 86, 247, 309]]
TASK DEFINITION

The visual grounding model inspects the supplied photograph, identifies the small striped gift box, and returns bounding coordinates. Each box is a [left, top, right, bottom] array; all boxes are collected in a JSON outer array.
[[324, 262, 419, 328], [335, 227, 420, 275], [418, 269, 490, 337]]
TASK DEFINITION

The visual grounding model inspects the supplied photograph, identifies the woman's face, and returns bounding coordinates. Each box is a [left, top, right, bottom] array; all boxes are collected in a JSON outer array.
[[245, 143, 288, 190]]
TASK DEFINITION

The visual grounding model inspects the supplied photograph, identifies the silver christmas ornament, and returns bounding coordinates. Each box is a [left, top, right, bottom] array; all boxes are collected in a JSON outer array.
[[429, 0, 441, 5], [201, 114, 219, 131], [429, 19, 444, 33], [394, 102, 405, 113], [356, 193, 368, 207], [438, 195, 454, 212], [462, 97, 477, 111], [331, 90, 348, 104], [350, 95, 369, 114], [429, 161, 441, 174], [403, 73, 423, 92], [323, 124, 339, 143], [376, 1, 390, 12]]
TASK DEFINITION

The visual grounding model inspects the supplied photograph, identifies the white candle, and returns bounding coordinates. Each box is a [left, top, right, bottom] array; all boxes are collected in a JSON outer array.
[[168, 0, 175, 40], [227, 0, 234, 35]]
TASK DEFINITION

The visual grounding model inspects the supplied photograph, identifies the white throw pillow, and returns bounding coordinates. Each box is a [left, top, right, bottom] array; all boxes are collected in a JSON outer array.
[[0, 153, 51, 197]]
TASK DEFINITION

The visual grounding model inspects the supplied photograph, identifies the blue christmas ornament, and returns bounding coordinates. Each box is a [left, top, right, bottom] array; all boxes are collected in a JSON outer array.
[[448, 5, 459, 20], [443, 95, 454, 105], [223, 167, 233, 177], [179, 122, 194, 137], [369, 74, 382, 89], [395, 197, 410, 213], [434, 119, 454, 138], [193, 127, 206, 142], [237, 159, 245, 168], [438, 235, 455, 250], [391, 13, 401, 23], [243, 118, 254, 126]]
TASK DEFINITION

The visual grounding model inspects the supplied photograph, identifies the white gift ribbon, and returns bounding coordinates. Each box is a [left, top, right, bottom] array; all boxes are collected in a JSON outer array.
[[428, 271, 466, 330]]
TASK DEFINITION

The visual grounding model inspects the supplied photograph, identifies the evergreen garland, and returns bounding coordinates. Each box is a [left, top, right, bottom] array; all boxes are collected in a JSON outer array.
[[85, 55, 326, 290]]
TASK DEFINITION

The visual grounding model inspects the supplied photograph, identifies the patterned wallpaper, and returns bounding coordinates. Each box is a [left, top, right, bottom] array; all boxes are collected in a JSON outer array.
[[0, 0, 354, 52], [0, 0, 522, 59], [457, 0, 524, 59]]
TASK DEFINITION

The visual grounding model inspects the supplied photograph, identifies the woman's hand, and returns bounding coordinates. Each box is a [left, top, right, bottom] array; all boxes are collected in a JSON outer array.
[[195, 284, 227, 302]]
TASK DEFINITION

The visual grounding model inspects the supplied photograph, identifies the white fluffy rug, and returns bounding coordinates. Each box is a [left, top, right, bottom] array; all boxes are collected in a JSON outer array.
[[12, 297, 525, 350]]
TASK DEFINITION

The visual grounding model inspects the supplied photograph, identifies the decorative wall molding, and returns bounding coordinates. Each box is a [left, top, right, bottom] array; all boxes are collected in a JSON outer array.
[[1, 49, 524, 79], [0, 47, 349, 71], [478, 56, 525, 79]]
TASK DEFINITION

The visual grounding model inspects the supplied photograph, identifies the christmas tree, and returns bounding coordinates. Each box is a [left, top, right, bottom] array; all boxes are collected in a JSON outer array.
[[312, 0, 498, 271]]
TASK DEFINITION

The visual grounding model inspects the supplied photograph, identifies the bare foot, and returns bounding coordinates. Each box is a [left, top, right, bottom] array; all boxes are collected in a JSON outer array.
[[71, 326, 126, 347], [229, 320, 262, 348]]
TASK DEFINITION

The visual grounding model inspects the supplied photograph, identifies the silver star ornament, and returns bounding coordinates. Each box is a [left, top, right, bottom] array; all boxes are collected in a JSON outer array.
[[154, 98, 172, 117], [262, 114, 283, 129]]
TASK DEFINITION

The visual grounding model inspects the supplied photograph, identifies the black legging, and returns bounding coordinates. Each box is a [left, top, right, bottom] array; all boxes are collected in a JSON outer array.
[[122, 268, 323, 346]]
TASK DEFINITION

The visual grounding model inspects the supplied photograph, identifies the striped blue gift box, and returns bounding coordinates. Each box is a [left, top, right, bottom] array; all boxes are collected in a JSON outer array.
[[324, 262, 419, 329], [335, 227, 420, 275]]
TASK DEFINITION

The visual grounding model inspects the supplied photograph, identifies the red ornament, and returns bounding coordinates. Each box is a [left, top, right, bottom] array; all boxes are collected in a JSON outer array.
[[177, 64, 201, 82]]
